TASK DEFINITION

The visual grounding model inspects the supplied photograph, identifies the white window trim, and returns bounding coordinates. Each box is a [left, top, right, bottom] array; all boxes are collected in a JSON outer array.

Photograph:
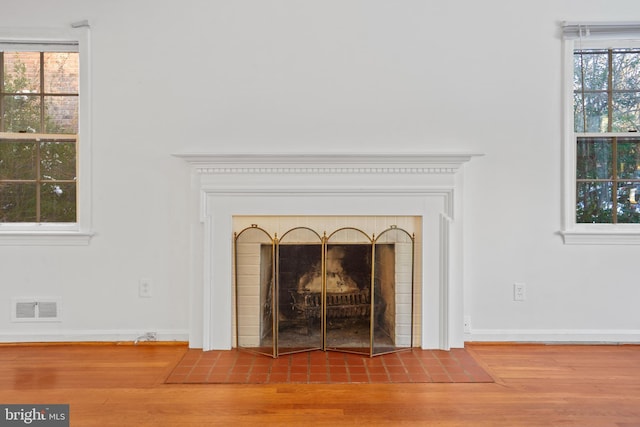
[[0, 24, 93, 245], [561, 22, 640, 245]]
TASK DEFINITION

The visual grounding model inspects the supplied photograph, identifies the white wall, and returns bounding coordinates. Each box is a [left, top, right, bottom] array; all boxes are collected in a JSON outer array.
[[1, 0, 639, 343]]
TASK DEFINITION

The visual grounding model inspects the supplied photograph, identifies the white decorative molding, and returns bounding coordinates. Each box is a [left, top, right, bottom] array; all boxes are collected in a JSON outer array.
[[0, 329, 189, 343], [468, 328, 640, 343], [0, 231, 94, 246], [561, 229, 640, 245], [439, 213, 452, 351], [194, 166, 460, 175], [176, 152, 481, 351], [174, 153, 481, 176]]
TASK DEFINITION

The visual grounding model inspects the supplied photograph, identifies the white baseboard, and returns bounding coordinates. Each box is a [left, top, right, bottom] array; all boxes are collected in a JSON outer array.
[[0, 329, 189, 343], [4, 328, 637, 346], [466, 329, 640, 343]]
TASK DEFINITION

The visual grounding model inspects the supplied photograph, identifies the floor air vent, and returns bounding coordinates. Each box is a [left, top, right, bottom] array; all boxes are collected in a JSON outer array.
[[12, 298, 61, 322]]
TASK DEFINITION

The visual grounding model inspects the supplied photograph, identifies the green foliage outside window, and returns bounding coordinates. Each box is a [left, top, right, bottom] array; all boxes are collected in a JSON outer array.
[[575, 49, 640, 223], [0, 51, 78, 223]]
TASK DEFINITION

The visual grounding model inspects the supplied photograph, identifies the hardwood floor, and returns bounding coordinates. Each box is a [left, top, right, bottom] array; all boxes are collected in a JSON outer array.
[[1, 342, 639, 426]]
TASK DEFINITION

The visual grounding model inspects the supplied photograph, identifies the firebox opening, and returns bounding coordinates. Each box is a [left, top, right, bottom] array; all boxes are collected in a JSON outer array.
[[234, 217, 419, 358], [265, 243, 396, 351]]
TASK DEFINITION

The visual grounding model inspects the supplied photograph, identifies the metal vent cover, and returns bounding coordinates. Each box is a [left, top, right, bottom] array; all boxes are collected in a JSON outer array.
[[12, 298, 61, 322]]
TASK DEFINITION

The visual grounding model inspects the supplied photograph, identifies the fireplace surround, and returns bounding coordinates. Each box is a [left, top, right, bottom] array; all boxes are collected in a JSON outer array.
[[175, 153, 480, 351]]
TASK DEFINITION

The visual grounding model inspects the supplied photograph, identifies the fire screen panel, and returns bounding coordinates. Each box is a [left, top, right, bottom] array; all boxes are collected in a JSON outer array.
[[234, 224, 415, 358], [277, 227, 324, 355], [324, 228, 374, 356], [234, 225, 276, 357], [372, 227, 415, 355]]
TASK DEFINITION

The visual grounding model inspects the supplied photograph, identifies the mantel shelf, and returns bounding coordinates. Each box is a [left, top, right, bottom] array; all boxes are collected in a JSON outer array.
[[173, 152, 483, 174]]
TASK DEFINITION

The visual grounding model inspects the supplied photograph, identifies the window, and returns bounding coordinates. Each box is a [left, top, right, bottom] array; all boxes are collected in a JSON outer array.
[[0, 50, 78, 222], [562, 22, 640, 244], [0, 26, 91, 245]]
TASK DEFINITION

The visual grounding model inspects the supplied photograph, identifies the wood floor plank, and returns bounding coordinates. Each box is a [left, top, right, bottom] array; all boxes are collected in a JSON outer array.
[[0, 343, 639, 426]]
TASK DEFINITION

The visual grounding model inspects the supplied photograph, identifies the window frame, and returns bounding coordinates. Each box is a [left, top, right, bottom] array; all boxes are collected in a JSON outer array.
[[0, 25, 92, 245], [561, 23, 640, 244]]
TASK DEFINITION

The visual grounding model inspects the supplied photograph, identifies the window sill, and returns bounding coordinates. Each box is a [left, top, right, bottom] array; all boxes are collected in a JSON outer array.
[[0, 231, 94, 246], [561, 228, 640, 245]]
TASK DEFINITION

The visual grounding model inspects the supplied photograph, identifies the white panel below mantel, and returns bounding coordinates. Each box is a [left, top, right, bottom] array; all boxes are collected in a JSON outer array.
[[176, 152, 482, 351]]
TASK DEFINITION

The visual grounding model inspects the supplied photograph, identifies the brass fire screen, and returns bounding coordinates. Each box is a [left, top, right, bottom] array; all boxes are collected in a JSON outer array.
[[234, 225, 415, 358]]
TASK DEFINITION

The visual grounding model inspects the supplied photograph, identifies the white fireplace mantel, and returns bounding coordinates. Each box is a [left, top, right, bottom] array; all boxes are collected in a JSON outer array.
[[175, 152, 481, 351], [176, 152, 478, 173]]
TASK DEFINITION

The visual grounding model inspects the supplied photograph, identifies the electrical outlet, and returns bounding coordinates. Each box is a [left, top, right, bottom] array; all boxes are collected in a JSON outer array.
[[139, 278, 152, 298], [463, 316, 472, 333], [514, 283, 526, 301]]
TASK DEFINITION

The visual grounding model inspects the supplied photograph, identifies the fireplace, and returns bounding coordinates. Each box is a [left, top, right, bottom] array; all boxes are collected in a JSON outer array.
[[175, 153, 479, 351], [234, 222, 416, 357]]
